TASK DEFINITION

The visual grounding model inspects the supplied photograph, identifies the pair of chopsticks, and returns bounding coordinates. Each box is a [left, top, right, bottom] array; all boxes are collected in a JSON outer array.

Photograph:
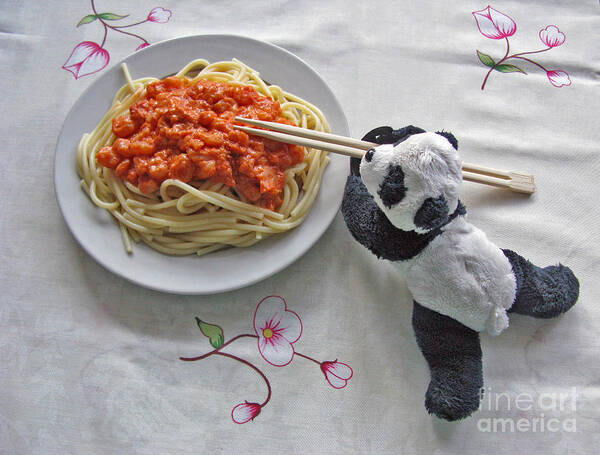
[[233, 117, 535, 194]]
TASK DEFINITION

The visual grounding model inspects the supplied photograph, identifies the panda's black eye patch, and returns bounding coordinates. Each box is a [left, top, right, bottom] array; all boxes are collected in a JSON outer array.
[[378, 165, 407, 208]]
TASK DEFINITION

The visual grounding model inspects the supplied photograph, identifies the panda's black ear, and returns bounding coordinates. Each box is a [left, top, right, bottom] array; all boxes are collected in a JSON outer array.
[[361, 125, 427, 145], [362, 126, 395, 144], [414, 195, 449, 230], [391, 125, 426, 145], [435, 131, 458, 150]]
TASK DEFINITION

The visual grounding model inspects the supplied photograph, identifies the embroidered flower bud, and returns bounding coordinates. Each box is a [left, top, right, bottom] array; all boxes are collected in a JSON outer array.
[[539, 25, 565, 48], [472, 6, 517, 39], [232, 402, 261, 424], [62, 41, 110, 79], [546, 70, 571, 87], [147, 7, 172, 23], [320, 360, 353, 389]]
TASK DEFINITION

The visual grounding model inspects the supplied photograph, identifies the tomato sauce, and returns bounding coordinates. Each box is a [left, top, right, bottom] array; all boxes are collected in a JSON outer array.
[[96, 77, 305, 210]]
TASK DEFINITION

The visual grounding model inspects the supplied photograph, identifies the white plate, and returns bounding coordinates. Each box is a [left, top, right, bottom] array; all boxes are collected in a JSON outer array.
[[54, 34, 349, 295]]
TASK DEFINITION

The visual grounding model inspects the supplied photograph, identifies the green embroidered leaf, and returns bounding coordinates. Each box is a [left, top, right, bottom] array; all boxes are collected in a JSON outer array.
[[494, 64, 527, 74], [77, 14, 98, 26], [476, 50, 495, 68], [98, 12, 129, 21], [196, 317, 224, 349]]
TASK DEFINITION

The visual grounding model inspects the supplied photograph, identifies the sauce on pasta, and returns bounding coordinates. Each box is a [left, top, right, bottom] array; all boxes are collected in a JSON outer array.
[[97, 77, 305, 210]]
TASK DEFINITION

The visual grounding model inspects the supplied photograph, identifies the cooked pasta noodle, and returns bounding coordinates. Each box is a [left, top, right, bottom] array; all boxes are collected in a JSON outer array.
[[76, 59, 330, 255]]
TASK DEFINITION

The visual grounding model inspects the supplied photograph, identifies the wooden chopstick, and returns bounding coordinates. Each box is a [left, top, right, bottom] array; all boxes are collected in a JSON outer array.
[[234, 124, 365, 158], [233, 117, 536, 194], [235, 116, 373, 151], [462, 171, 535, 193]]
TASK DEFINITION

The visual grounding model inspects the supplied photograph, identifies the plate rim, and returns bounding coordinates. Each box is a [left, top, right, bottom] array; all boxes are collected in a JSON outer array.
[[54, 33, 349, 295]]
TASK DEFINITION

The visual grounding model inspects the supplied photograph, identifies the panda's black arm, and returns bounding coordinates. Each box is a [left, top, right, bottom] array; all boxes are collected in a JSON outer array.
[[412, 301, 483, 421], [341, 175, 431, 261]]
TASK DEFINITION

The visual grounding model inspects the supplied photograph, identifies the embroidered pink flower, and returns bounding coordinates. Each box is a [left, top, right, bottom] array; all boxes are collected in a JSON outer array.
[[232, 402, 261, 424], [253, 296, 302, 366], [147, 7, 172, 23], [136, 43, 150, 51], [62, 41, 109, 79], [546, 70, 571, 87], [320, 361, 353, 389], [472, 6, 516, 40], [539, 25, 565, 48]]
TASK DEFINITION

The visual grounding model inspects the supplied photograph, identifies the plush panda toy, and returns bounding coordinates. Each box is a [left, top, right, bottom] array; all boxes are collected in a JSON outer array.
[[341, 125, 580, 421]]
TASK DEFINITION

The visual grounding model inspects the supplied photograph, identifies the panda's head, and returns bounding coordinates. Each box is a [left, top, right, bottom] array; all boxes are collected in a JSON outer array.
[[360, 130, 462, 233]]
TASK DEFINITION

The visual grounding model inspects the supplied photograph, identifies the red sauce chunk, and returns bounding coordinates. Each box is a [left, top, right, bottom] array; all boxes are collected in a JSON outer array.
[[97, 77, 306, 210]]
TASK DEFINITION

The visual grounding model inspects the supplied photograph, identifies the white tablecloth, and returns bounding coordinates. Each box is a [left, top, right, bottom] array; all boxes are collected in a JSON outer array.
[[1, 0, 599, 453]]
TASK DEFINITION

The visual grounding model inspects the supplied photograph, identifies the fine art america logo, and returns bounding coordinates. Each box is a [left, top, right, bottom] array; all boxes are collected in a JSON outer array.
[[477, 387, 577, 433]]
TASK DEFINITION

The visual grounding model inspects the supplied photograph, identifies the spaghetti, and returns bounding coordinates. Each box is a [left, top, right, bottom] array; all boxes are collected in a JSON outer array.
[[76, 59, 331, 256]]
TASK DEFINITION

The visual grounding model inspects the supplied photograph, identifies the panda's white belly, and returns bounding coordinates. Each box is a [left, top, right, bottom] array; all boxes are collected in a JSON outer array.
[[399, 216, 517, 335]]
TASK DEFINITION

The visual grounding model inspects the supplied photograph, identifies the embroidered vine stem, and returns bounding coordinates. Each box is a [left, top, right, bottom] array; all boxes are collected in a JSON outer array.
[[180, 333, 271, 406], [480, 40, 553, 90], [179, 333, 257, 361], [180, 333, 323, 365], [179, 333, 327, 408], [294, 352, 321, 365], [112, 20, 147, 29], [481, 37, 510, 90], [215, 352, 272, 406], [91, 0, 149, 47], [512, 56, 548, 72]]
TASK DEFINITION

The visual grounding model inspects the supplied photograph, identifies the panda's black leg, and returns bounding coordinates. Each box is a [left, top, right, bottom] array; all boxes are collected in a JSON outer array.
[[502, 249, 579, 318], [412, 301, 483, 421]]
